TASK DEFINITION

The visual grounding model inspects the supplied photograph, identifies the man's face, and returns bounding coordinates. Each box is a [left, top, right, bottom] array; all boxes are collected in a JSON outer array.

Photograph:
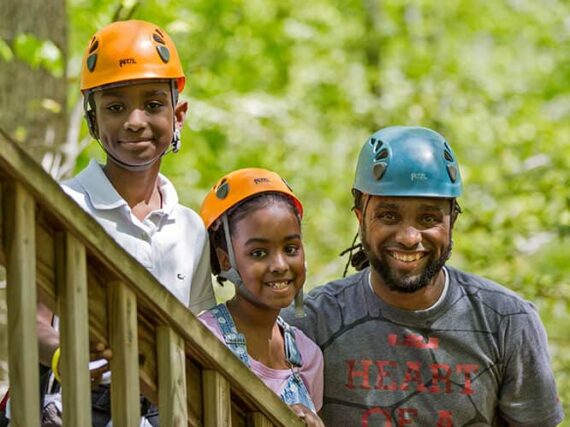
[[358, 195, 453, 293]]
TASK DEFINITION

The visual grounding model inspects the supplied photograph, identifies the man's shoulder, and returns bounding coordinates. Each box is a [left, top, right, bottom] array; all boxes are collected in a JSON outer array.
[[448, 266, 535, 313], [305, 270, 367, 306]]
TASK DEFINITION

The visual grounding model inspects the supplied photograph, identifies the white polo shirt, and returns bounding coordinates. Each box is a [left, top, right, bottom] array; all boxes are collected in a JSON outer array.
[[61, 160, 215, 314]]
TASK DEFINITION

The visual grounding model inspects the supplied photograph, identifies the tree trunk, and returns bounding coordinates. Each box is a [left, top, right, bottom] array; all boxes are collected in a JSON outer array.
[[0, 0, 67, 167], [0, 0, 67, 398]]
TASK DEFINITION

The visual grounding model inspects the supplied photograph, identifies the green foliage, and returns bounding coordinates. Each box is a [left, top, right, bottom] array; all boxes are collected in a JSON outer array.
[[9, 34, 64, 77], [68, 0, 570, 419], [0, 39, 13, 62]]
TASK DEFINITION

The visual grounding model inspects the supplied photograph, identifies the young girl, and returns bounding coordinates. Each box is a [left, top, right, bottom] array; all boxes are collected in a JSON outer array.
[[199, 168, 324, 427]]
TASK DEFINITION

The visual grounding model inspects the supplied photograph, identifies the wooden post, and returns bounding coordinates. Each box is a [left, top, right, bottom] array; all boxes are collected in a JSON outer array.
[[247, 412, 273, 427], [3, 182, 39, 427], [56, 232, 92, 427], [157, 326, 187, 427], [203, 370, 231, 427], [108, 281, 140, 425]]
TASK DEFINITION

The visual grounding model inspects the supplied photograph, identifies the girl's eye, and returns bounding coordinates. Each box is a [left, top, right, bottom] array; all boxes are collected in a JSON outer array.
[[106, 104, 124, 112], [250, 249, 267, 258]]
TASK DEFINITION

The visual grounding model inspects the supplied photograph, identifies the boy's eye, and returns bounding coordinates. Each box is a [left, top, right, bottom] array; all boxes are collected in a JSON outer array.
[[147, 101, 164, 111], [284, 245, 299, 256]]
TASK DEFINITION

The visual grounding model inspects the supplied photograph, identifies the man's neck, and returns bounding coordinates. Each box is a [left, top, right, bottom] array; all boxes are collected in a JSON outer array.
[[369, 269, 446, 311]]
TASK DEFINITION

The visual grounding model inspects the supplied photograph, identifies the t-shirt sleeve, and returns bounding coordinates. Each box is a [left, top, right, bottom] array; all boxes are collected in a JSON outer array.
[[295, 328, 324, 412], [197, 310, 224, 342], [188, 235, 216, 315], [499, 306, 564, 426]]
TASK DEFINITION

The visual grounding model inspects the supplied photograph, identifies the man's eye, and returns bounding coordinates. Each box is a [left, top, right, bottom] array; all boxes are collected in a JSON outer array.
[[377, 212, 397, 221], [422, 215, 440, 225]]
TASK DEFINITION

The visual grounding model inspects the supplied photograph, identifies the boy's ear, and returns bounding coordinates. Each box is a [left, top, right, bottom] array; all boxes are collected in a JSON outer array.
[[215, 247, 231, 271], [174, 100, 188, 129]]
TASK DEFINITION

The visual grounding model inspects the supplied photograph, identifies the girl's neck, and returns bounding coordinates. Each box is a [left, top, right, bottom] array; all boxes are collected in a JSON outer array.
[[226, 297, 288, 369], [226, 297, 279, 336]]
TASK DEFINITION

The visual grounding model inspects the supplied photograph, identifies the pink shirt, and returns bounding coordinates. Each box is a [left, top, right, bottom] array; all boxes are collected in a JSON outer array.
[[199, 310, 324, 411]]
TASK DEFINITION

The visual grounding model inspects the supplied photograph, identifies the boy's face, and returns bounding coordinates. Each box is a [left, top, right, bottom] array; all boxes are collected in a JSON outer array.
[[92, 81, 185, 169]]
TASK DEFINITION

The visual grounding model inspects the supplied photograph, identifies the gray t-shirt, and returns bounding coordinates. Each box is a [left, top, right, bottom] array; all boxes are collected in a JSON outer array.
[[282, 266, 564, 427]]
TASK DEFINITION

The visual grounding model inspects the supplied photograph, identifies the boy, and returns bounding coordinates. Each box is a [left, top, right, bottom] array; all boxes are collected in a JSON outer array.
[[37, 20, 216, 426]]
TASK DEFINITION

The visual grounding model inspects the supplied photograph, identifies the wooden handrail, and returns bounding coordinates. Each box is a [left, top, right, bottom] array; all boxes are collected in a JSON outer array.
[[0, 135, 304, 426]]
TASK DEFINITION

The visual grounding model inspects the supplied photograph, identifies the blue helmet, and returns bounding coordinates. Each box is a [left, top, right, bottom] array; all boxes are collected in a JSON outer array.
[[353, 126, 462, 198]]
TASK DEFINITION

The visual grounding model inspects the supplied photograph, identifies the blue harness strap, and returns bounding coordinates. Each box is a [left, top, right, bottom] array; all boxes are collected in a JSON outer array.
[[209, 304, 316, 412]]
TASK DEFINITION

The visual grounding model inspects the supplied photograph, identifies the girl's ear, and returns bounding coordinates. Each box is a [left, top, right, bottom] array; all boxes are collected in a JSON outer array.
[[215, 247, 231, 271]]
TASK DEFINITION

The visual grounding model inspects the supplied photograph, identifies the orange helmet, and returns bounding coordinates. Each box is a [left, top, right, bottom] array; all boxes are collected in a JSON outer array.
[[200, 168, 303, 230], [80, 20, 185, 92]]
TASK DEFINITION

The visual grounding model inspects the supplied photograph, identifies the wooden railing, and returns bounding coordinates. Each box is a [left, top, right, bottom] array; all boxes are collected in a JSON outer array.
[[0, 134, 303, 427]]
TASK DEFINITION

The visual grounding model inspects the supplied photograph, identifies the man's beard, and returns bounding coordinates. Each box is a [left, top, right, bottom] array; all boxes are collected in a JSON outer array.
[[361, 227, 452, 294]]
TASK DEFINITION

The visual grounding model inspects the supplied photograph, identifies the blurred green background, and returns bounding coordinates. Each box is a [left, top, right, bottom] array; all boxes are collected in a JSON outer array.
[[1, 0, 569, 421]]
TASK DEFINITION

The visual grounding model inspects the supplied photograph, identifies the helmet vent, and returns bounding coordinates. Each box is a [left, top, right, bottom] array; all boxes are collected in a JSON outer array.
[[372, 163, 387, 180], [153, 33, 165, 44], [88, 39, 99, 54], [375, 149, 388, 161], [86, 54, 97, 72], [216, 180, 229, 199], [444, 149, 454, 162], [447, 165, 457, 182], [156, 45, 170, 63]]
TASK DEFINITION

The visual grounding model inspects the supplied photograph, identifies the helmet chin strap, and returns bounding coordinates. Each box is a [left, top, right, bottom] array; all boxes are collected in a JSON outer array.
[[219, 214, 306, 317], [219, 214, 268, 306]]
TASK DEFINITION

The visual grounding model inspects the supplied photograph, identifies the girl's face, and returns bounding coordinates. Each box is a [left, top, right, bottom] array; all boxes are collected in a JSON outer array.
[[227, 201, 305, 310]]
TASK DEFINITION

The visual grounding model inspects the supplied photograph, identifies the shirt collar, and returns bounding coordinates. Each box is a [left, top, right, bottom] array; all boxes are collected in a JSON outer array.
[[77, 160, 178, 214]]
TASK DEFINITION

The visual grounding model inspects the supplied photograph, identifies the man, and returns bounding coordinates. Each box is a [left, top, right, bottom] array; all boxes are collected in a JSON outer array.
[[282, 126, 564, 426]]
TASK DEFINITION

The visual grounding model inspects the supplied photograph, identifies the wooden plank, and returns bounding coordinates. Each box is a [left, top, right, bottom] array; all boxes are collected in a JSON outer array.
[[247, 412, 273, 427], [203, 370, 231, 427], [1, 135, 304, 427], [108, 281, 140, 425], [56, 232, 92, 427], [2, 181, 40, 427], [186, 359, 203, 426], [157, 326, 187, 427]]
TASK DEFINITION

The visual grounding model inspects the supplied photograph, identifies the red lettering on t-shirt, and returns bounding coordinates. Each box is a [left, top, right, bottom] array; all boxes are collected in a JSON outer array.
[[387, 333, 439, 349], [397, 407, 418, 426], [374, 360, 398, 391], [346, 359, 373, 389], [361, 407, 392, 427], [399, 361, 427, 392], [456, 364, 478, 395], [429, 363, 452, 394], [436, 410, 453, 426]]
